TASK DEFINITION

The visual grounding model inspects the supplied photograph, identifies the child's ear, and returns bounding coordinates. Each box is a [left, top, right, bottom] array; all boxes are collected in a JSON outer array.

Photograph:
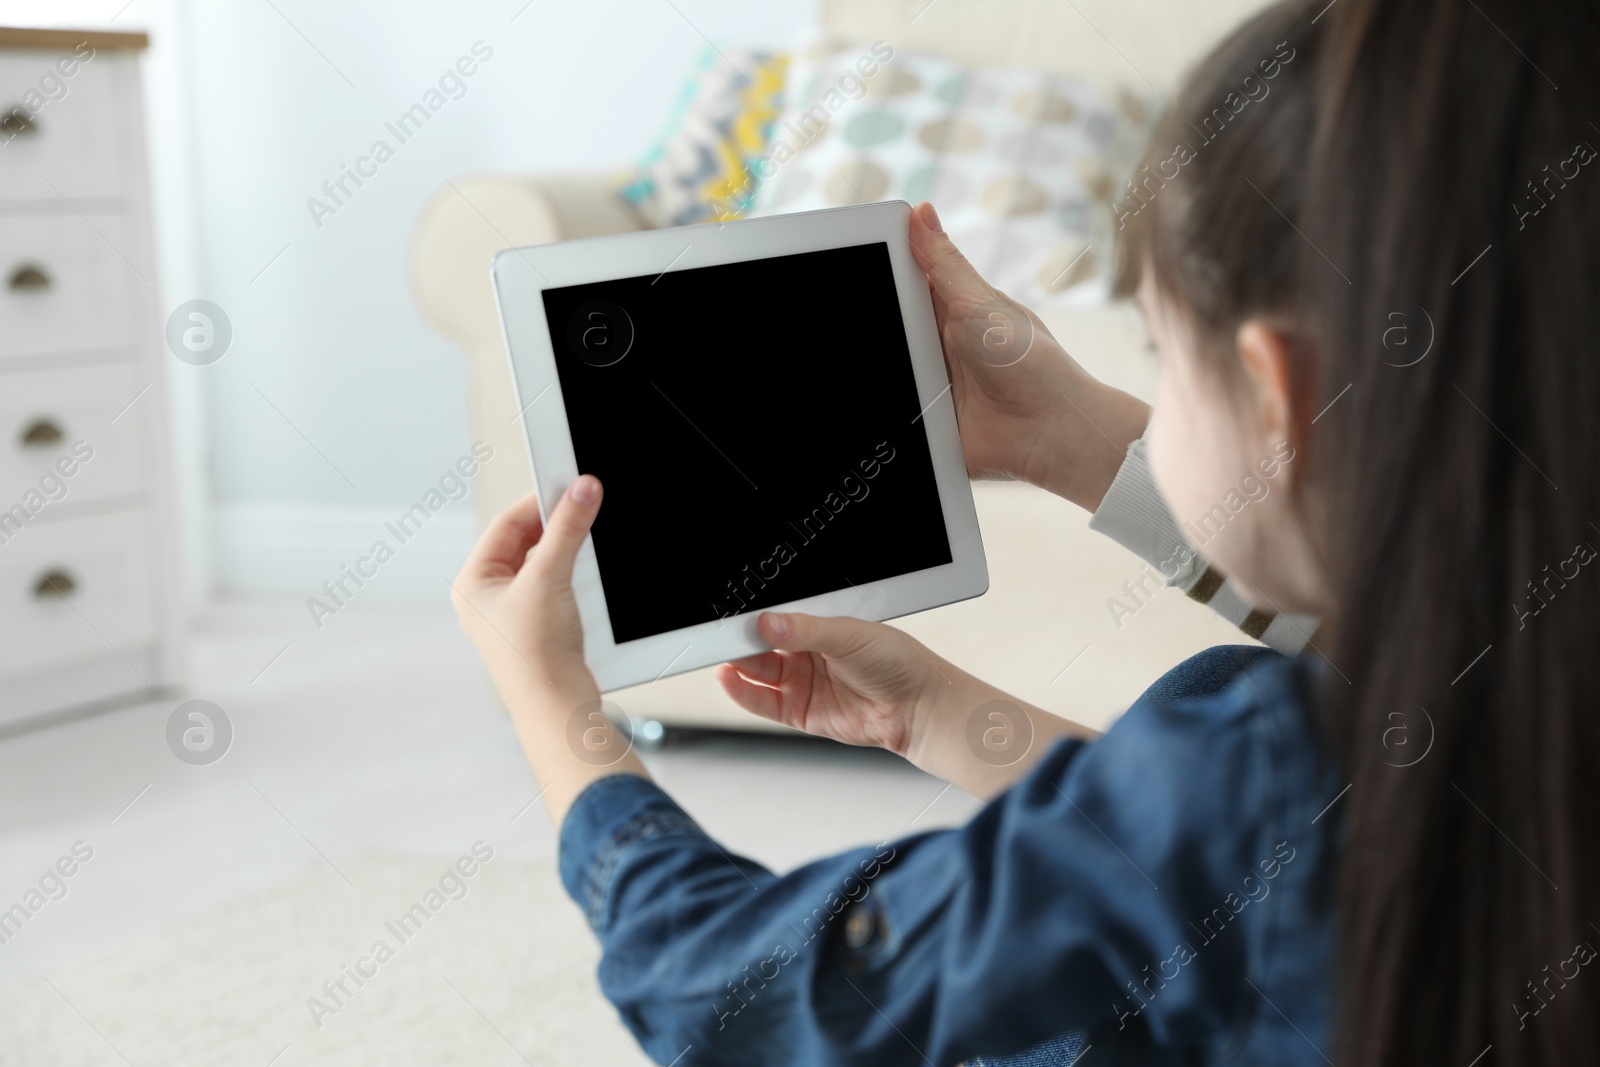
[[1234, 320, 1296, 462]]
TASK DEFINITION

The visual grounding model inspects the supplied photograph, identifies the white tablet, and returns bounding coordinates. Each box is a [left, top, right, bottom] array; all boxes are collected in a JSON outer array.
[[491, 201, 987, 693]]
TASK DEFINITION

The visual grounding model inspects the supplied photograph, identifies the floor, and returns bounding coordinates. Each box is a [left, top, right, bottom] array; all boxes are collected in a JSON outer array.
[[0, 596, 988, 1063]]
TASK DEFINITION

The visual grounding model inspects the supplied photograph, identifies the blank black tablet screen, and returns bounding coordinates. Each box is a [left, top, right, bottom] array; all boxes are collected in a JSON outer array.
[[541, 241, 954, 645]]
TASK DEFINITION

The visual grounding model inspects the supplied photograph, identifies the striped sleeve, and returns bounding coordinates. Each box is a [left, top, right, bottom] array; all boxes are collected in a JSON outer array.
[[1086, 434, 1320, 656]]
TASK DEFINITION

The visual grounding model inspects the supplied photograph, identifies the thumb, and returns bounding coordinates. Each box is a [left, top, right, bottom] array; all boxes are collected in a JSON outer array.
[[520, 474, 602, 583], [758, 611, 884, 659], [910, 201, 992, 303]]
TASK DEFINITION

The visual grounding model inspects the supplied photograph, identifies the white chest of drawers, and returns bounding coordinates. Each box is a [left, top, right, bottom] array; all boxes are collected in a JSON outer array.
[[0, 28, 183, 728]]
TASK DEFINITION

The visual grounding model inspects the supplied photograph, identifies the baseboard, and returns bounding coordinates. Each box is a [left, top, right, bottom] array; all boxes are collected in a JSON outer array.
[[212, 503, 477, 604], [0, 649, 168, 731]]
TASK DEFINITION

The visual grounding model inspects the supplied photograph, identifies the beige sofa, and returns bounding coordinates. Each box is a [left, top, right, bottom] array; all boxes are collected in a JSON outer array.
[[409, 0, 1273, 734]]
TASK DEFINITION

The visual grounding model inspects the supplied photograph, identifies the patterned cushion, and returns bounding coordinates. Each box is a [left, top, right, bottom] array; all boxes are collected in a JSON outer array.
[[744, 39, 1156, 308], [615, 47, 788, 228]]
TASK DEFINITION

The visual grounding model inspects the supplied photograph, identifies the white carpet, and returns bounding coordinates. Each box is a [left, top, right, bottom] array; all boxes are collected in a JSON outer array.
[[0, 851, 651, 1067], [0, 598, 985, 1067]]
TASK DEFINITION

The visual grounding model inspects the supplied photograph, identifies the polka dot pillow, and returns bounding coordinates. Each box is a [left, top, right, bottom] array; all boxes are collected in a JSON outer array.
[[745, 40, 1156, 309]]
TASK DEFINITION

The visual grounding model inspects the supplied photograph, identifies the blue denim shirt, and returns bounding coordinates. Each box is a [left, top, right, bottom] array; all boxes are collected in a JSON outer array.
[[559, 647, 1344, 1066]]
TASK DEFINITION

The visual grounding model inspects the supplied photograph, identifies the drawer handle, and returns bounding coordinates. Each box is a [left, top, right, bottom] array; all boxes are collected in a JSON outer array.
[[20, 418, 64, 449], [33, 569, 78, 599], [1, 107, 36, 138], [8, 264, 51, 293]]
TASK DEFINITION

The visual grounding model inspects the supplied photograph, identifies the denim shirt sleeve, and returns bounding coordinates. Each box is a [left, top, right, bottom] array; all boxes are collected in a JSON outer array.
[[559, 655, 1328, 1067]]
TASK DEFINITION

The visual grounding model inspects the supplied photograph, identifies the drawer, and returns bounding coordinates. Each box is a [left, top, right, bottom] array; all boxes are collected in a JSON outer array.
[[0, 211, 139, 358], [0, 48, 124, 202], [0, 508, 156, 678], [0, 361, 147, 506]]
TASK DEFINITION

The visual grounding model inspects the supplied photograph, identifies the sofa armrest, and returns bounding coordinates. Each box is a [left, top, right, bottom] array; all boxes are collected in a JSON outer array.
[[410, 171, 644, 529]]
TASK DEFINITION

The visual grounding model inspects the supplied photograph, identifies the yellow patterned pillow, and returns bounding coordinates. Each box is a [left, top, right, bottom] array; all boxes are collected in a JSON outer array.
[[617, 48, 788, 228]]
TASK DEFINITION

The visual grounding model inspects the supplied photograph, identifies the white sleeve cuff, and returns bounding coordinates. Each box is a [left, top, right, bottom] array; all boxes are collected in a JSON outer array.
[[1086, 435, 1318, 657], [1086, 435, 1203, 590]]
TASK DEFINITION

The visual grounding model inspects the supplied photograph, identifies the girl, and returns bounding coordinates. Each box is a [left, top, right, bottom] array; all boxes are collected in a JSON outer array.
[[452, 0, 1600, 1063]]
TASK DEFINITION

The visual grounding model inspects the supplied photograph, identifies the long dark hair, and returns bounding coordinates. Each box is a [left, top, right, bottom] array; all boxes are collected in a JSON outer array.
[[1117, 1, 1600, 1064]]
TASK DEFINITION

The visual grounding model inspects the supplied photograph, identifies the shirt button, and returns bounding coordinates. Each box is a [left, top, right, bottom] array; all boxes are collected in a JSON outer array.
[[842, 905, 878, 949]]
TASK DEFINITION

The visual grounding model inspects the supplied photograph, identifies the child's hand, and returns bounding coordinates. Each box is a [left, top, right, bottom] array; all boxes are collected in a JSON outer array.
[[453, 477, 652, 828], [910, 201, 1150, 511], [714, 612, 947, 757], [718, 609, 1098, 798], [450, 477, 603, 700]]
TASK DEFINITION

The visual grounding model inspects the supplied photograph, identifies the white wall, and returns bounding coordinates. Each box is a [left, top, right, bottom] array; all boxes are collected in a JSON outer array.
[[13, 0, 816, 603]]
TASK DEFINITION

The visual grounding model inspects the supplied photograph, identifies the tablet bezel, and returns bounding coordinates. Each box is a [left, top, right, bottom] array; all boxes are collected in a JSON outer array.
[[491, 200, 987, 693]]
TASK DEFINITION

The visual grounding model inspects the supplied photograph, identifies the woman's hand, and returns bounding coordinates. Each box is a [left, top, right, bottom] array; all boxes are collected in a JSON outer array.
[[452, 476, 649, 826], [910, 201, 1151, 511], [716, 611, 1097, 798]]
